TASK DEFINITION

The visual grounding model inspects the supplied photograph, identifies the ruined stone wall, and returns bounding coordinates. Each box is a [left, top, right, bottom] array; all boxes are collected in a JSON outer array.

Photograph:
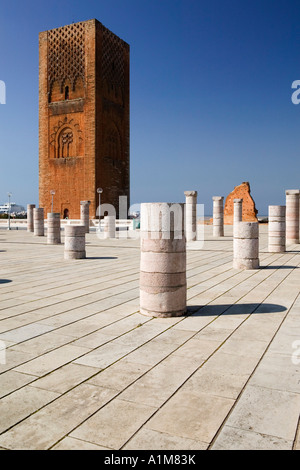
[[224, 182, 258, 224]]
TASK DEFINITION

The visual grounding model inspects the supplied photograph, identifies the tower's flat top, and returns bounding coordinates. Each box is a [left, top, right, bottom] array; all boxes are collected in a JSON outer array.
[[39, 18, 129, 47]]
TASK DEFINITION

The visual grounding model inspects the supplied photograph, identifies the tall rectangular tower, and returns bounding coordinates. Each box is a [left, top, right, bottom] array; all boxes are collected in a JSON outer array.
[[39, 19, 130, 219]]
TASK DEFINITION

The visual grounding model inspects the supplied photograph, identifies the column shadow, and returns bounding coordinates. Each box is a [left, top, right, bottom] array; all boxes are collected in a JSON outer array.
[[262, 265, 299, 270], [187, 303, 286, 317]]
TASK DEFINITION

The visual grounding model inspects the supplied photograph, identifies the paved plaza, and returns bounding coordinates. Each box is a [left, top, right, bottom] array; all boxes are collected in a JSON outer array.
[[0, 224, 299, 450]]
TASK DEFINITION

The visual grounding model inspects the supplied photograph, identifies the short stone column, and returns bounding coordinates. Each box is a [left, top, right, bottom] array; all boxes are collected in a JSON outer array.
[[286, 190, 300, 244], [184, 191, 197, 241], [33, 208, 44, 237], [80, 201, 91, 233], [233, 221, 259, 269], [27, 204, 35, 232], [268, 206, 286, 253], [104, 215, 116, 239], [213, 196, 224, 237], [233, 198, 243, 224], [140, 202, 186, 318], [64, 225, 86, 259], [47, 213, 61, 245]]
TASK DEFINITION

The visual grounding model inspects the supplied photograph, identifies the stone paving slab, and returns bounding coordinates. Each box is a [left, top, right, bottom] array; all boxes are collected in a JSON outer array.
[[0, 225, 299, 450]]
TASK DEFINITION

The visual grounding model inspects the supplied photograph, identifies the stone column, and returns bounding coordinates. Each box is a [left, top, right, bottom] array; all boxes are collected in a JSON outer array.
[[268, 205, 286, 253], [140, 202, 186, 318], [104, 215, 116, 239], [285, 190, 300, 245], [213, 196, 224, 237], [47, 213, 61, 245], [233, 198, 243, 224], [27, 204, 35, 232], [233, 221, 259, 269], [64, 225, 86, 260], [33, 208, 44, 236], [80, 200, 91, 233], [184, 191, 197, 241]]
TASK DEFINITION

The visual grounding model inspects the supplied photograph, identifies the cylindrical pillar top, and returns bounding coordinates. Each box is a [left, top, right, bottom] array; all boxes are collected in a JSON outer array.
[[34, 208, 44, 215], [234, 221, 259, 239], [64, 225, 86, 237], [80, 200, 91, 205], [286, 190, 300, 195], [184, 191, 197, 198], [213, 196, 224, 202], [269, 205, 286, 217], [141, 203, 185, 233]]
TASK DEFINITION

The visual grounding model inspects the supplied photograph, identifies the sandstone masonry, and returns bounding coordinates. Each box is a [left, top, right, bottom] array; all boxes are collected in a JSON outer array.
[[39, 19, 130, 220]]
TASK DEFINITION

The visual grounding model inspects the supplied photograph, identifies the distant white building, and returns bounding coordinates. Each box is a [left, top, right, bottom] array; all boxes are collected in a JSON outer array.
[[0, 202, 25, 214]]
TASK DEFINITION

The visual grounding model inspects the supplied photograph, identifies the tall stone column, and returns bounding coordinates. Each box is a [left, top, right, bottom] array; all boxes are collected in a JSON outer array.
[[27, 204, 35, 232], [140, 202, 186, 318], [104, 215, 116, 239], [285, 190, 300, 245], [213, 196, 224, 237], [80, 201, 91, 233], [47, 213, 61, 245], [64, 225, 86, 259], [184, 191, 197, 241], [33, 208, 44, 237], [233, 221, 259, 270], [233, 198, 243, 224]]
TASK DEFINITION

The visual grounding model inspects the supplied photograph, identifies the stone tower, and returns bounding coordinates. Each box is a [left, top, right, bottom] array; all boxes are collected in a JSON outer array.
[[39, 19, 130, 219]]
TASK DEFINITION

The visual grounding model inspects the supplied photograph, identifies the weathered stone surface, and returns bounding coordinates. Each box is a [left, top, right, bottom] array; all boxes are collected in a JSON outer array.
[[268, 205, 286, 253], [233, 199, 243, 224], [33, 208, 45, 237], [224, 182, 258, 225], [285, 190, 299, 244], [140, 203, 186, 318], [64, 225, 86, 259], [39, 20, 130, 220], [184, 191, 197, 242], [27, 205, 36, 232], [233, 221, 259, 270], [80, 201, 91, 234], [212, 196, 224, 237], [47, 213, 61, 245], [103, 216, 116, 239]]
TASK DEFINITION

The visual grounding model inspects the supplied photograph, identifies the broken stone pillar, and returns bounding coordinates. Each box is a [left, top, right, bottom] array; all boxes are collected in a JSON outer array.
[[184, 191, 197, 241], [140, 202, 186, 318], [64, 225, 86, 260], [233, 221, 259, 270], [285, 190, 300, 245], [268, 206, 286, 253], [104, 215, 116, 239], [80, 201, 91, 233], [234, 199, 243, 224], [213, 196, 224, 237], [47, 213, 61, 245], [33, 208, 44, 237], [27, 204, 35, 232]]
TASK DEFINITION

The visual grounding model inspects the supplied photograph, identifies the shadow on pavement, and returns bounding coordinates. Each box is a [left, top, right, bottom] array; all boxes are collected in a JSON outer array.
[[187, 303, 287, 316]]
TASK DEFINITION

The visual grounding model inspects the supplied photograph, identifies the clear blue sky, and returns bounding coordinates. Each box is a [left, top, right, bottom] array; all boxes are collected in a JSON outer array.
[[0, 0, 300, 215]]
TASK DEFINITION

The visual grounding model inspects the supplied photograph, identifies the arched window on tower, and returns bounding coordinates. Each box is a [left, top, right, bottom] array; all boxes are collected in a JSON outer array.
[[65, 86, 69, 100], [57, 128, 74, 158]]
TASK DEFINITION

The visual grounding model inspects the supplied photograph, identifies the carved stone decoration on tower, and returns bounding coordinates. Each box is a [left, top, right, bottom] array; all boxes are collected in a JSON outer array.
[[39, 19, 130, 219]]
